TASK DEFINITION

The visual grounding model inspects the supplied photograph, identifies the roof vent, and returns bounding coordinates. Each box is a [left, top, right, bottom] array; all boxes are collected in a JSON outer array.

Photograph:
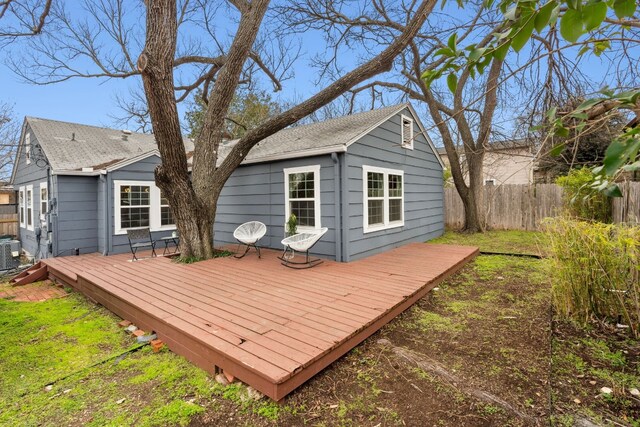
[[121, 129, 132, 141], [71, 132, 75, 141]]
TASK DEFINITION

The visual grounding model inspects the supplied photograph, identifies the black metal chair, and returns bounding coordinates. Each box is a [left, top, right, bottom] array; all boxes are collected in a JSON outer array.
[[126, 227, 157, 261]]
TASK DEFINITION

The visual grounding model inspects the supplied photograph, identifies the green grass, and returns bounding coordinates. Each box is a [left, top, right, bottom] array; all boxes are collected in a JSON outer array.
[[0, 290, 273, 426], [431, 230, 545, 255]]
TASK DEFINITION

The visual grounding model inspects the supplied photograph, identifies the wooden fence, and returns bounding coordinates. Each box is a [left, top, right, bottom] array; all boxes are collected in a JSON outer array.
[[444, 182, 640, 231], [0, 212, 18, 237]]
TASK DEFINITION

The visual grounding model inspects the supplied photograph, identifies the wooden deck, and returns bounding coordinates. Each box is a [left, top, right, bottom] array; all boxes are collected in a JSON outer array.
[[41, 243, 478, 400]]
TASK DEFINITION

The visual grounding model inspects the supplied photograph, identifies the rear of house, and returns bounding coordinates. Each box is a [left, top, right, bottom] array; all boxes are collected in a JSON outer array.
[[11, 103, 445, 261]]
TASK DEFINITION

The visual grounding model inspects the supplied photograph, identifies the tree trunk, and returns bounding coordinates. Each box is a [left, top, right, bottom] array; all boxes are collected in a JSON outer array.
[[461, 152, 486, 232], [138, 0, 436, 260]]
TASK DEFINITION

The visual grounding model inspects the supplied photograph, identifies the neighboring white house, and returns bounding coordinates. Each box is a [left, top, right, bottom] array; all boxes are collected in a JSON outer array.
[[437, 140, 536, 186]]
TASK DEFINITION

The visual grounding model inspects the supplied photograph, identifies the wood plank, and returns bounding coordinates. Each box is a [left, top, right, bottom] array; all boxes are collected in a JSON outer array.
[[42, 243, 479, 401]]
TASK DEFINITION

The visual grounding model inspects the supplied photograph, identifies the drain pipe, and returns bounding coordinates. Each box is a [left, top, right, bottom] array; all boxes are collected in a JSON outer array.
[[331, 153, 342, 262]]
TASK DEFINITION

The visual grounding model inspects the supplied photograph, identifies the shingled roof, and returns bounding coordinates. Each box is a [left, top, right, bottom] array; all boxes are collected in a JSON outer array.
[[20, 103, 440, 174]]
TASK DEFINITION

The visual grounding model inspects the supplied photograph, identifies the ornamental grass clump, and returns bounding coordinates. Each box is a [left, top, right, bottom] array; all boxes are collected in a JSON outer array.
[[543, 217, 640, 337]]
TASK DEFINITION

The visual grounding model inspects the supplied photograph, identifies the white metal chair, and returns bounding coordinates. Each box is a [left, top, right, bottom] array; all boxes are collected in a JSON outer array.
[[279, 227, 328, 269], [233, 221, 267, 259]]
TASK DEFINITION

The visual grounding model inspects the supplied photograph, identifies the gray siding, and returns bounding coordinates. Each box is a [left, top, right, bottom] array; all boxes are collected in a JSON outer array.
[[54, 175, 99, 255], [107, 155, 173, 255], [12, 123, 49, 258], [345, 107, 444, 260], [214, 155, 338, 259]]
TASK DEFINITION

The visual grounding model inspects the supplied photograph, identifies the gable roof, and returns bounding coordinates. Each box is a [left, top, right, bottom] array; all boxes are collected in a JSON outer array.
[[217, 103, 443, 167], [21, 117, 193, 172], [13, 103, 443, 180]]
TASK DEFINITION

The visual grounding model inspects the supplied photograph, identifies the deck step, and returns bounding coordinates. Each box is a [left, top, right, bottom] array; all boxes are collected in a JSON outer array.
[[11, 262, 48, 286]]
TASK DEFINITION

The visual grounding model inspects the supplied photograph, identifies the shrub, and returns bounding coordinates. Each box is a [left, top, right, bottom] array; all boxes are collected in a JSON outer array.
[[555, 168, 611, 222], [543, 217, 640, 336]]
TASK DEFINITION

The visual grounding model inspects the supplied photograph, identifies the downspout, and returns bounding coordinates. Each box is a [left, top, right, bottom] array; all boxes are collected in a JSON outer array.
[[100, 173, 110, 256], [340, 151, 350, 262], [331, 153, 342, 262]]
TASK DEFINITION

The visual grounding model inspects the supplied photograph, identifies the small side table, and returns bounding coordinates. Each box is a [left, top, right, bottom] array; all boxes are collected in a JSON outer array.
[[160, 236, 179, 255]]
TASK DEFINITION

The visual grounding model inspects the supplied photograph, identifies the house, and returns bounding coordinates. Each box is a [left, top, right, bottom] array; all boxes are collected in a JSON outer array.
[[437, 139, 536, 186], [10, 103, 445, 261]]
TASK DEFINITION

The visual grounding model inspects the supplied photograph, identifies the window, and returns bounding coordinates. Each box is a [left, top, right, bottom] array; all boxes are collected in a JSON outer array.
[[284, 165, 321, 229], [484, 179, 496, 186], [25, 133, 31, 164], [40, 182, 48, 219], [119, 184, 151, 229], [363, 166, 404, 233], [19, 187, 25, 228], [400, 114, 414, 149], [26, 185, 33, 230], [160, 192, 174, 226], [114, 180, 176, 234]]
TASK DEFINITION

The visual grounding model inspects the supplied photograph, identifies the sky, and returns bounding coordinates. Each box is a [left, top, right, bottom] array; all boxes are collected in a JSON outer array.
[[0, 2, 635, 135]]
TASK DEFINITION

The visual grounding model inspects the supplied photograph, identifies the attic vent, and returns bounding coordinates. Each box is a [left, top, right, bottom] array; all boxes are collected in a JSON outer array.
[[401, 115, 413, 149], [121, 129, 132, 141]]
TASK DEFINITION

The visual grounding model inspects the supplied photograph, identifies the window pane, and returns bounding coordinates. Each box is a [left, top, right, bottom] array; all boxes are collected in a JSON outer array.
[[290, 200, 315, 227], [161, 206, 174, 226], [389, 174, 402, 197], [121, 207, 150, 229], [121, 185, 150, 207], [389, 199, 402, 222], [27, 208, 32, 226], [367, 172, 384, 197], [289, 172, 315, 199], [368, 199, 384, 225]]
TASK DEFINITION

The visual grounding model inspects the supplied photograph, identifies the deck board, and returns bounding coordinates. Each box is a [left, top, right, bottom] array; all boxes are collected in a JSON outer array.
[[42, 242, 478, 400]]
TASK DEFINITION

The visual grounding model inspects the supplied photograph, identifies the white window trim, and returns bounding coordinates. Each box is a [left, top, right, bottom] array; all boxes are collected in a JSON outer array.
[[283, 165, 322, 231], [40, 182, 48, 220], [113, 180, 177, 235], [362, 165, 405, 234], [26, 185, 34, 231], [19, 186, 25, 228], [25, 133, 31, 164], [400, 114, 414, 150]]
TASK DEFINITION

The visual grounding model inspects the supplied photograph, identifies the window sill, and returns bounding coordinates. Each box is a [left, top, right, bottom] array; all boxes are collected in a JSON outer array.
[[115, 225, 177, 236], [363, 221, 404, 234]]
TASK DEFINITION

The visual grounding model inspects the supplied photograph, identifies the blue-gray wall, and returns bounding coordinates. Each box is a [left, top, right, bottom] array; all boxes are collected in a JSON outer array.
[[106, 154, 175, 255], [214, 155, 338, 259], [12, 123, 49, 258], [344, 107, 444, 261], [54, 175, 99, 256]]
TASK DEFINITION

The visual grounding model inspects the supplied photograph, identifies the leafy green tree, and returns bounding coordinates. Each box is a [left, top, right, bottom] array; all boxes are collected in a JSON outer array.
[[185, 89, 281, 140]]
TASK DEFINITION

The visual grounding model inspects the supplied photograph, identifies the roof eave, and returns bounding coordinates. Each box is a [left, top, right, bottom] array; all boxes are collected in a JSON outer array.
[[218, 144, 348, 167], [51, 169, 105, 176]]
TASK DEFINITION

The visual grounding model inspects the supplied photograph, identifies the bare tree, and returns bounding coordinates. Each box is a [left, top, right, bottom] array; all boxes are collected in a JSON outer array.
[[283, 0, 639, 232], [0, 102, 19, 181], [0, 0, 52, 45], [13, 0, 437, 258], [281, 1, 506, 231]]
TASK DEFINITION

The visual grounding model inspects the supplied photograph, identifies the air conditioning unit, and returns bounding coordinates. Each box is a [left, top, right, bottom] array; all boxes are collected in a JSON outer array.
[[0, 240, 20, 271]]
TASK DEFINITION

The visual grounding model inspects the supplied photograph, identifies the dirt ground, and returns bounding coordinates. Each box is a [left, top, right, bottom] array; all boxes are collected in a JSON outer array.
[[191, 235, 639, 426]]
